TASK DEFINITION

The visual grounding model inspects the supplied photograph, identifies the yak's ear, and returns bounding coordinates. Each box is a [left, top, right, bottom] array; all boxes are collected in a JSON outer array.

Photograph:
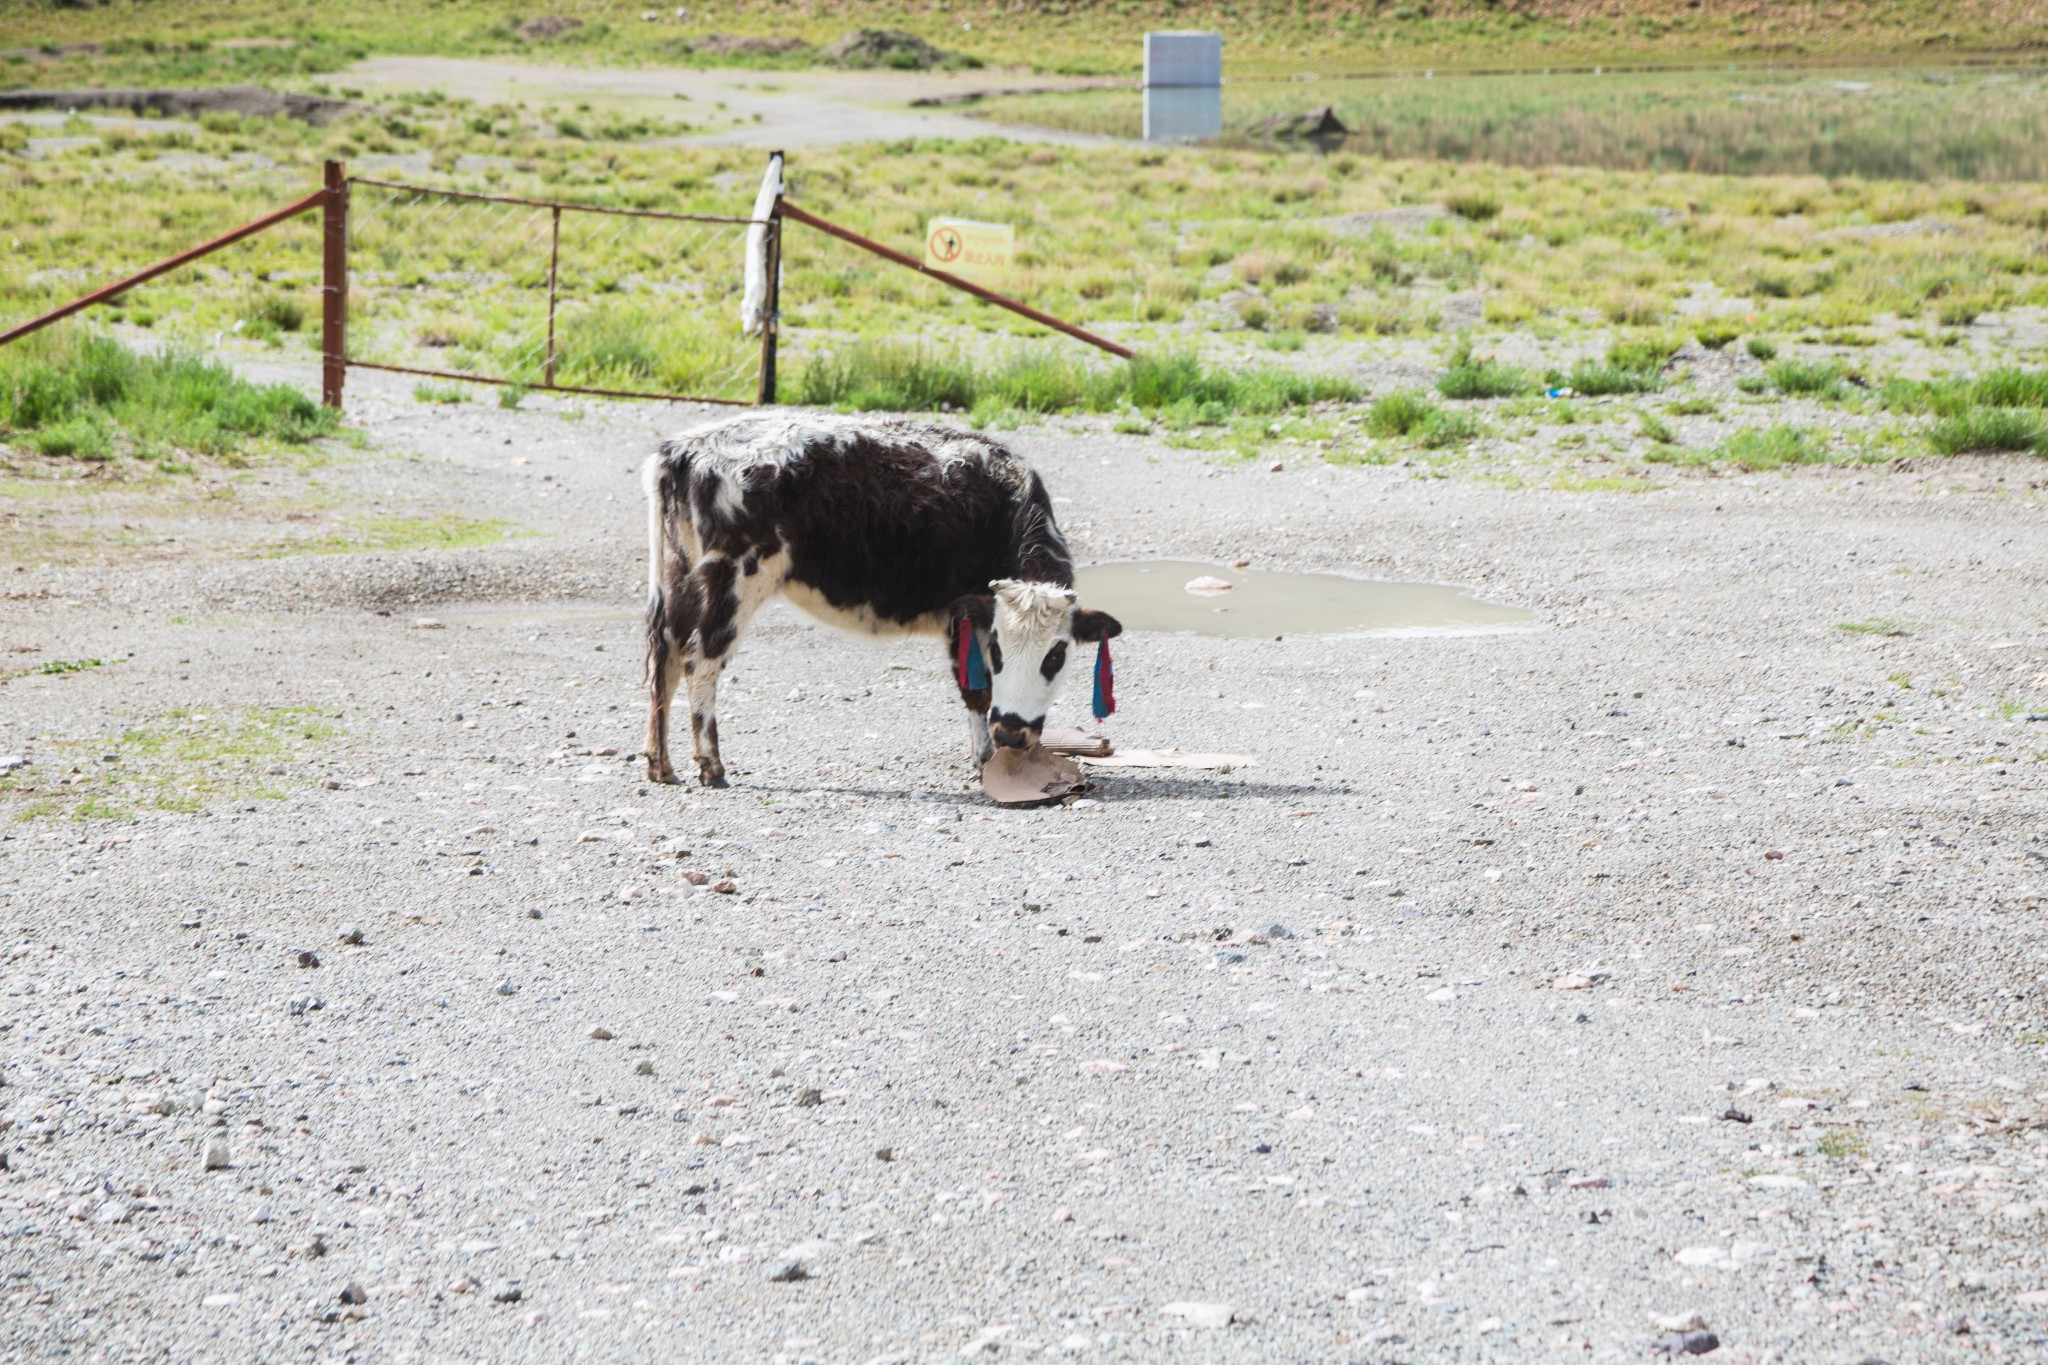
[[948, 593, 995, 630], [1070, 608, 1122, 643]]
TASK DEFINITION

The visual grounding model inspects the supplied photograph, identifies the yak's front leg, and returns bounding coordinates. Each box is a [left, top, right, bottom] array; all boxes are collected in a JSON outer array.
[[947, 618, 994, 767]]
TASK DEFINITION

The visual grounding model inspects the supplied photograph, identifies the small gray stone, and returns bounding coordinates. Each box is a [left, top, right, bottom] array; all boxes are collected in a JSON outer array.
[[764, 1257, 808, 1282], [338, 1281, 368, 1305], [1264, 922, 1295, 939], [491, 1279, 523, 1303], [1651, 1331, 1721, 1357], [338, 925, 365, 945], [795, 1087, 822, 1107], [201, 1136, 231, 1171], [874, 1146, 894, 1162], [634, 1059, 655, 1076], [589, 1026, 614, 1041], [496, 980, 520, 997]]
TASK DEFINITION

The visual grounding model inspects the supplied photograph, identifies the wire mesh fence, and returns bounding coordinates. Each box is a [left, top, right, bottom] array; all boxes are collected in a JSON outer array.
[[343, 179, 765, 404]]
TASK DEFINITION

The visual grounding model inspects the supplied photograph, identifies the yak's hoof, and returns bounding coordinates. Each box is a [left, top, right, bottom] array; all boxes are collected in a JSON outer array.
[[647, 764, 680, 786], [697, 765, 729, 789]]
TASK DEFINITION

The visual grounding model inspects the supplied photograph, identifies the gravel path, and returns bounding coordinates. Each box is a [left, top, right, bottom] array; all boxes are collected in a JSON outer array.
[[340, 56, 1116, 148], [2, 374, 2045, 1362]]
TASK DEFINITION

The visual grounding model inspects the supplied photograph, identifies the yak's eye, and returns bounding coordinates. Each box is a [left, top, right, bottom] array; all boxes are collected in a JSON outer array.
[[1039, 640, 1068, 681], [988, 637, 1004, 673]]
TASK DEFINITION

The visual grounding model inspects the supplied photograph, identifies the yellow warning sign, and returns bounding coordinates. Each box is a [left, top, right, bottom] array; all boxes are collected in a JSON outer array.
[[923, 217, 1014, 286]]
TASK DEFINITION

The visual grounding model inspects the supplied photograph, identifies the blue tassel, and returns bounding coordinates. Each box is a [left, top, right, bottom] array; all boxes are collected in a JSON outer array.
[[958, 619, 989, 690], [1091, 636, 1115, 720]]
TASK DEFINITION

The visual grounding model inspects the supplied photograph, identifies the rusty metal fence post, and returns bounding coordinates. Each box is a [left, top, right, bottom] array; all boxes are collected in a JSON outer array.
[[757, 212, 782, 405], [544, 205, 562, 388], [320, 159, 348, 411]]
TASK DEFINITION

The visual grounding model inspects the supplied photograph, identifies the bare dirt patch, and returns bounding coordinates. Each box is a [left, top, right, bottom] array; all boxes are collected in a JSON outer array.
[[0, 84, 355, 125]]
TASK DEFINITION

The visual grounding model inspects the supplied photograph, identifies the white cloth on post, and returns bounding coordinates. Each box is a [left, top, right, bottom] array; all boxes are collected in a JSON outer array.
[[740, 152, 784, 337]]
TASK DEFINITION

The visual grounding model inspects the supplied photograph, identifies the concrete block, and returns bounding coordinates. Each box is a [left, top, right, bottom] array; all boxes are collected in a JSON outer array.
[[1144, 31, 1222, 88]]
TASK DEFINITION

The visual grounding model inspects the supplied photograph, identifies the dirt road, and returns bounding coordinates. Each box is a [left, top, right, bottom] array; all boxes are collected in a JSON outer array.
[[341, 56, 1114, 148], [2, 371, 2045, 1361]]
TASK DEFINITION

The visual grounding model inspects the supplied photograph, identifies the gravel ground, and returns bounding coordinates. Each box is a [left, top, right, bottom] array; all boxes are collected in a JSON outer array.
[[2, 371, 2046, 1363]]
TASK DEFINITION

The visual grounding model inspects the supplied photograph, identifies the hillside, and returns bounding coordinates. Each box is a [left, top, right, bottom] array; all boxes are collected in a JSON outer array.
[[4, 0, 2046, 89]]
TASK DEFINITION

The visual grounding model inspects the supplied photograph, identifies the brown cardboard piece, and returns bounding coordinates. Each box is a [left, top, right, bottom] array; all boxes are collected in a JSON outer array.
[[980, 744, 1090, 805], [1041, 727, 1113, 758], [1078, 748, 1257, 772]]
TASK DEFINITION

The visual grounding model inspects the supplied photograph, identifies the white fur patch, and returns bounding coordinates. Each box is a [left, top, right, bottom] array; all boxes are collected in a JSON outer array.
[[991, 579, 1075, 652], [986, 579, 1078, 723], [784, 581, 948, 638]]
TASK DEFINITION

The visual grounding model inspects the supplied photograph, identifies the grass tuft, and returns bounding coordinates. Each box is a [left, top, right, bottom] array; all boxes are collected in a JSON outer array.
[[1365, 390, 1480, 447], [1693, 320, 1742, 351], [1768, 358, 1849, 400], [1436, 335, 1535, 400], [1716, 424, 1828, 470], [1928, 408, 2048, 456], [1560, 360, 1661, 397], [790, 343, 1357, 420], [1444, 190, 1500, 222], [0, 328, 336, 467]]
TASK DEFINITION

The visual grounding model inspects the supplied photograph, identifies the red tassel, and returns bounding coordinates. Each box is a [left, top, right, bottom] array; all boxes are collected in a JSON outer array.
[[1092, 635, 1115, 719], [955, 619, 973, 690]]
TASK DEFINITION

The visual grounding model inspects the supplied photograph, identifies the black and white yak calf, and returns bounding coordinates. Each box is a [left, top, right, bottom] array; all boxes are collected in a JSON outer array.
[[642, 413, 1122, 788]]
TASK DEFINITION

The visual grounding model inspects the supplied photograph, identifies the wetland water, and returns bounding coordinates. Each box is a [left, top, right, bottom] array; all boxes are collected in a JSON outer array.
[[1075, 560, 1531, 638], [988, 63, 2048, 181]]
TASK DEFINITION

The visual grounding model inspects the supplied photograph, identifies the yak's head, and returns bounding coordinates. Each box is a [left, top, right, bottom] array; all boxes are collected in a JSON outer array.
[[951, 579, 1121, 751]]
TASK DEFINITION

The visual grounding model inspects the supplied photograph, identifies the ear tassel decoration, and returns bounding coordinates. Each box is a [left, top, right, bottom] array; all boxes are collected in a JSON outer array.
[[956, 619, 989, 691], [1091, 635, 1116, 720]]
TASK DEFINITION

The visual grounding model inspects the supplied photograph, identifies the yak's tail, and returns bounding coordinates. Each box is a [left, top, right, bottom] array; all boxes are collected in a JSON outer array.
[[642, 444, 692, 686]]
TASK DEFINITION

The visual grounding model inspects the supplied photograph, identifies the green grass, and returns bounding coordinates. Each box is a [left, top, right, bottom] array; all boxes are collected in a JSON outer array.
[[1638, 411, 1677, 445], [1928, 408, 2048, 456], [0, 329, 337, 469], [1694, 320, 1742, 351], [1716, 424, 1829, 470], [0, 705, 339, 821], [264, 515, 528, 557], [1437, 336, 1535, 400], [1879, 368, 2048, 456], [1839, 619, 1909, 637], [10, 104, 2048, 400], [3, 656, 110, 682], [1365, 390, 1481, 448], [1768, 358, 1851, 400], [1559, 360, 1663, 397], [1883, 368, 2048, 417], [9, 2, 2039, 89], [1815, 1129, 1868, 1160], [412, 382, 470, 404], [791, 343, 1356, 421], [976, 60, 2048, 179]]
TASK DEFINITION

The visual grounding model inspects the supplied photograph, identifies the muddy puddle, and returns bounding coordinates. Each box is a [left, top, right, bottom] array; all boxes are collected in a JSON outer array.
[[439, 562, 1530, 639], [1074, 560, 1530, 638]]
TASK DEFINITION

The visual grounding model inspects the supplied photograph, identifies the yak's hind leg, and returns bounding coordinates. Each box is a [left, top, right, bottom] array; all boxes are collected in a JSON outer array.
[[683, 551, 779, 788], [645, 568, 699, 785]]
